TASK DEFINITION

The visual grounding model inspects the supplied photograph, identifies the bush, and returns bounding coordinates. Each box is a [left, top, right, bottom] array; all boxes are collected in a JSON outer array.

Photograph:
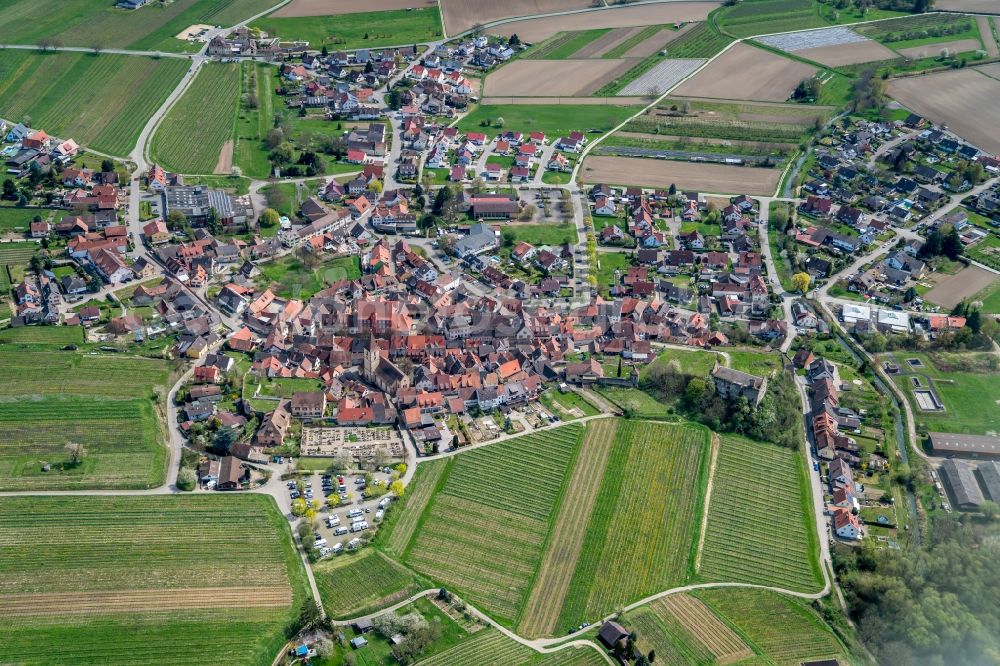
[[176, 467, 196, 491]]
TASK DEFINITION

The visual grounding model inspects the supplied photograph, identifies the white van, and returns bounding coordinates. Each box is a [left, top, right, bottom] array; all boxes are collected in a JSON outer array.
[[375, 509, 384, 521], [326, 515, 340, 527], [333, 526, 349, 536], [378, 497, 391, 509], [331, 542, 343, 554], [350, 520, 368, 532], [347, 538, 361, 550], [314, 536, 328, 547], [347, 509, 363, 519]]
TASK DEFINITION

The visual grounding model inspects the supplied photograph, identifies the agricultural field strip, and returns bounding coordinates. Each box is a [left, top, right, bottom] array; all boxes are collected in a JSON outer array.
[[653, 594, 752, 661], [0, 398, 155, 454], [313, 550, 418, 618], [383, 459, 449, 556], [0, 350, 169, 398], [699, 437, 820, 592], [629, 610, 697, 665], [519, 418, 619, 636], [406, 426, 584, 624], [617, 58, 706, 97], [416, 629, 534, 666], [0, 587, 291, 617], [757, 26, 871, 52], [696, 589, 847, 666]]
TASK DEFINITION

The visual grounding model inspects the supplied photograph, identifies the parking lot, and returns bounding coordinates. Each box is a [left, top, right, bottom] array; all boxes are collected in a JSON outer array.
[[288, 470, 396, 557]]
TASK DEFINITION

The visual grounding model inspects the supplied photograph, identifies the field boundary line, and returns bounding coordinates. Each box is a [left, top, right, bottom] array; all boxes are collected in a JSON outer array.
[[694, 432, 720, 573]]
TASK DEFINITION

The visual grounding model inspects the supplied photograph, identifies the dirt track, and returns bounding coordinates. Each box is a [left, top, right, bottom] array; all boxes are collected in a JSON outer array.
[[489, 3, 719, 42], [481, 96, 647, 105], [673, 43, 815, 102], [444, 0, 590, 35], [581, 155, 781, 195], [214, 140, 233, 175], [484, 59, 636, 97], [797, 39, 897, 67], [888, 68, 1000, 155], [272, 0, 436, 17], [978, 16, 1000, 58]]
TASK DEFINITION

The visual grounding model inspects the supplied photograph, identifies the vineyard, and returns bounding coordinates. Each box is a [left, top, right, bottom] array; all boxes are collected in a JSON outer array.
[[404, 425, 585, 626], [313, 549, 421, 619], [651, 594, 752, 663], [0, 325, 85, 345], [698, 435, 822, 593], [0, 242, 39, 266], [0, 51, 187, 156], [530, 29, 611, 59], [0, 495, 307, 666], [519, 418, 619, 638], [556, 421, 709, 630], [662, 22, 733, 59], [0, 349, 174, 489], [414, 629, 605, 666], [380, 458, 450, 558], [696, 588, 849, 665], [150, 63, 241, 174], [716, 0, 828, 38]]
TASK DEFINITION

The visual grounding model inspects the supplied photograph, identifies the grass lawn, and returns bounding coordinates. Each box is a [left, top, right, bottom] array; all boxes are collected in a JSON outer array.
[[594, 386, 674, 420], [253, 7, 443, 51], [976, 279, 1000, 314], [887, 351, 1000, 437], [508, 223, 576, 246], [537, 29, 612, 59], [542, 170, 573, 185], [698, 435, 821, 592], [403, 425, 586, 627], [539, 389, 599, 420], [726, 349, 782, 376], [456, 105, 640, 139], [0, 206, 62, 233], [0, 494, 308, 666], [313, 549, 424, 619], [151, 62, 240, 174], [0, 348, 173, 490], [253, 376, 324, 399], [594, 250, 632, 291], [640, 347, 719, 383], [0, 325, 84, 346], [0, 0, 280, 52], [256, 254, 361, 299], [0, 51, 187, 157]]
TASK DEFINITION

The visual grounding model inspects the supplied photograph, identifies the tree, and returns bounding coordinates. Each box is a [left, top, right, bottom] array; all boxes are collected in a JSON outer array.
[[967, 309, 982, 334], [982, 500, 1000, 521], [177, 467, 196, 491], [1, 179, 16, 201], [64, 442, 86, 467], [792, 271, 811, 294], [390, 480, 405, 498], [259, 207, 281, 228], [100, 159, 115, 173], [166, 209, 187, 231], [904, 286, 917, 303], [269, 142, 294, 166], [648, 649, 656, 663], [501, 228, 516, 248], [494, 116, 505, 128]]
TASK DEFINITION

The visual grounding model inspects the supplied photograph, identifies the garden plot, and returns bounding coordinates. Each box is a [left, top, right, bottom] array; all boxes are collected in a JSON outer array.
[[757, 26, 898, 66], [895, 38, 983, 59], [484, 59, 636, 96], [673, 42, 816, 102], [573, 26, 644, 58], [617, 58, 706, 96], [888, 68, 1000, 155], [924, 265, 998, 309]]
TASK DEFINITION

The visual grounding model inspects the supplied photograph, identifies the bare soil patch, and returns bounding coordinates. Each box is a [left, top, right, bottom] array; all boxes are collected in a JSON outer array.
[[484, 58, 636, 97], [489, 3, 719, 42], [0, 587, 291, 617], [895, 38, 983, 59], [925, 265, 999, 309], [977, 61, 1000, 80], [273, 0, 435, 16], [977, 16, 999, 57], [574, 26, 643, 58], [796, 39, 898, 66], [480, 95, 646, 105], [623, 22, 694, 58], [888, 68, 1000, 154], [582, 155, 780, 194], [175, 24, 213, 40], [673, 43, 816, 102], [519, 418, 619, 638], [443, 0, 590, 35], [214, 139, 234, 175]]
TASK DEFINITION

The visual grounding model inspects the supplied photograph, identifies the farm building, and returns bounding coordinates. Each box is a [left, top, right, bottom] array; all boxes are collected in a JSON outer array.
[[940, 459, 984, 510], [929, 432, 1000, 459], [597, 621, 629, 649], [977, 462, 1000, 504]]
